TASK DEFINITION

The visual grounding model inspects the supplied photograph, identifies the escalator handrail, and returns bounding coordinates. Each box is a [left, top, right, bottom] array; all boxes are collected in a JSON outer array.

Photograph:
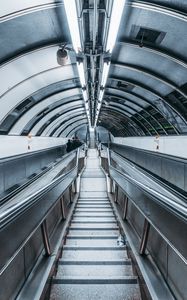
[[0, 147, 83, 229], [102, 145, 187, 222]]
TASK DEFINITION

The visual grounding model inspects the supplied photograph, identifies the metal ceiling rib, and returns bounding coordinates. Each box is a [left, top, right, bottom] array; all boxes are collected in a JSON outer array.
[[31, 101, 83, 135], [66, 122, 88, 137], [111, 63, 187, 100], [104, 93, 169, 135], [36, 107, 85, 136], [117, 41, 187, 69], [52, 112, 86, 137], [100, 107, 145, 135], [104, 100, 159, 135], [99, 111, 140, 136], [40, 106, 84, 136], [102, 105, 152, 135], [25, 101, 84, 136], [0, 3, 67, 64], [10, 91, 82, 135], [58, 116, 88, 137], [105, 87, 181, 134]]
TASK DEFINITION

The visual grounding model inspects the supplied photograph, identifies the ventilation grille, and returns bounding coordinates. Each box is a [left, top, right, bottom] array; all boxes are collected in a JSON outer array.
[[130, 25, 166, 45], [16, 97, 33, 111], [117, 81, 134, 91]]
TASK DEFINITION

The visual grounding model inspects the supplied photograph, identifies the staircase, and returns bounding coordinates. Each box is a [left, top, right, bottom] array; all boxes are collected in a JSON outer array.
[[50, 149, 142, 300]]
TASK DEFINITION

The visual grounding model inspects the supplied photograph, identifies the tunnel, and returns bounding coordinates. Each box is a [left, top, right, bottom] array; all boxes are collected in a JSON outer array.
[[0, 1, 186, 299]]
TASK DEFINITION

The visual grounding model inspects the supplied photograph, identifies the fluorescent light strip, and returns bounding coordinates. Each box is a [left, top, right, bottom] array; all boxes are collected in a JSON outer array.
[[77, 62, 86, 87], [82, 89, 87, 102], [64, 0, 81, 53], [99, 90, 104, 101], [106, 0, 125, 52], [101, 62, 110, 87]]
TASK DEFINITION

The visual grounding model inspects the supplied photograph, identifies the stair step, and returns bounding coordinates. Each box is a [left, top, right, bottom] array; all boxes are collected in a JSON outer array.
[[63, 246, 126, 251], [56, 263, 133, 277], [53, 276, 137, 284], [68, 230, 118, 236], [74, 212, 114, 217], [79, 192, 107, 198], [70, 225, 118, 229], [77, 204, 109, 206], [59, 260, 131, 265], [50, 280, 141, 300], [78, 198, 110, 204], [73, 216, 115, 219], [78, 198, 108, 201], [75, 209, 113, 212], [72, 217, 116, 222], [60, 249, 128, 261], [65, 238, 120, 247], [66, 235, 118, 240], [71, 221, 116, 224], [70, 224, 118, 229]]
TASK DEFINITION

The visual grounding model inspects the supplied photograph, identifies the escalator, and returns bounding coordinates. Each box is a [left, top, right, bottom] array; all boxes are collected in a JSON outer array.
[[49, 149, 142, 300]]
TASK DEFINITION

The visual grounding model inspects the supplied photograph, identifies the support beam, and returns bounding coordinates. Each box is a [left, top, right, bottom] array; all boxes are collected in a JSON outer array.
[[60, 196, 66, 220], [123, 195, 128, 220], [139, 219, 150, 255], [41, 220, 51, 256]]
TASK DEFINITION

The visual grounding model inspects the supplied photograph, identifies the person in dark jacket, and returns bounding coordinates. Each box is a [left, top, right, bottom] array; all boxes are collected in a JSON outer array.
[[66, 139, 72, 152]]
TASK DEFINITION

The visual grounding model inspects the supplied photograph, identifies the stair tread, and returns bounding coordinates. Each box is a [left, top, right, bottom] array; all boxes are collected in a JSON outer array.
[[63, 246, 126, 250], [70, 224, 118, 229], [56, 264, 133, 277], [65, 239, 121, 247], [68, 230, 118, 236], [60, 250, 128, 261], [50, 282, 141, 300], [54, 275, 137, 281]]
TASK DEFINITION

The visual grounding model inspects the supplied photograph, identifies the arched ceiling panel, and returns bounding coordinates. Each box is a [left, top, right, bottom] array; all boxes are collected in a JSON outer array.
[[0, 65, 78, 124], [100, 108, 145, 136], [67, 122, 88, 138], [120, 2, 187, 61], [58, 117, 88, 137], [10, 88, 81, 134], [0, 3, 68, 64], [105, 87, 181, 134], [30, 101, 84, 135], [42, 107, 85, 136], [103, 94, 169, 135], [113, 45, 187, 87], [99, 113, 138, 137], [102, 105, 152, 135], [104, 101, 159, 135], [55, 115, 86, 137]]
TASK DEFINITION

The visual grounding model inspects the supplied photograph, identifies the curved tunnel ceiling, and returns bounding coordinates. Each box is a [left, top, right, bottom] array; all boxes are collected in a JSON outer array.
[[0, 0, 187, 137]]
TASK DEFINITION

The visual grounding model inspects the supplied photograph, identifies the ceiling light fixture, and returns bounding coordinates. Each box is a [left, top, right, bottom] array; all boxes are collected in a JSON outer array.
[[57, 47, 68, 66], [77, 61, 86, 87], [64, 0, 91, 125], [95, 0, 125, 126], [100, 62, 110, 87], [63, 0, 81, 53], [106, 0, 125, 53]]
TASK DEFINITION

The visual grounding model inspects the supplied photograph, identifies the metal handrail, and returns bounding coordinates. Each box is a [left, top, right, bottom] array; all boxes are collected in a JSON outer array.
[[103, 145, 187, 223], [0, 159, 62, 205], [0, 147, 82, 229]]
